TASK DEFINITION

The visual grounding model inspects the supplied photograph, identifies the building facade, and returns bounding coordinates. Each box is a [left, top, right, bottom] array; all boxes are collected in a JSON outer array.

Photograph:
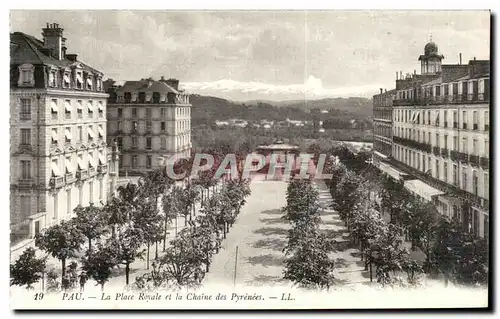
[[10, 23, 118, 247], [373, 40, 490, 240], [373, 88, 396, 165], [106, 77, 192, 175]]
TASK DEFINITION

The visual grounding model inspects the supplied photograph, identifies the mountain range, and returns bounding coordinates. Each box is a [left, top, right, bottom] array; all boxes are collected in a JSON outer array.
[[190, 94, 373, 127]]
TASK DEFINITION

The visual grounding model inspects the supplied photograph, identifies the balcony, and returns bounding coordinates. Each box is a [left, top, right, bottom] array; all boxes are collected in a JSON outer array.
[[65, 112, 71, 120], [453, 121, 458, 128], [450, 150, 459, 161], [76, 169, 88, 180], [432, 146, 440, 156], [440, 148, 449, 158], [98, 164, 108, 174], [457, 152, 468, 163], [392, 93, 489, 107], [18, 178, 33, 188], [89, 167, 97, 176], [473, 123, 479, 130], [50, 176, 65, 188], [77, 111, 83, 119], [480, 157, 489, 169], [19, 113, 31, 120], [469, 155, 480, 167], [65, 172, 75, 183]]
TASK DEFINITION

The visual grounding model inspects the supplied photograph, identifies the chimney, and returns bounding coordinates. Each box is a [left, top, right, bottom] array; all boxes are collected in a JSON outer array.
[[474, 56, 476, 61], [66, 54, 78, 62], [400, 71, 403, 80], [380, 88, 383, 94], [385, 89, 387, 93], [160, 76, 165, 82], [396, 71, 398, 80], [459, 53, 462, 65], [41, 22, 64, 60], [165, 78, 179, 91]]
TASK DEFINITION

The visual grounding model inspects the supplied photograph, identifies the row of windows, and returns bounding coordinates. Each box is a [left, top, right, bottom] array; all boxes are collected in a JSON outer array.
[[19, 125, 105, 148], [118, 92, 190, 105], [396, 78, 489, 100], [115, 133, 191, 151], [393, 127, 489, 156], [49, 99, 104, 121], [19, 150, 107, 180], [394, 145, 489, 199], [115, 119, 190, 133], [17, 63, 103, 92], [394, 108, 489, 131], [116, 106, 190, 118], [373, 109, 392, 121]]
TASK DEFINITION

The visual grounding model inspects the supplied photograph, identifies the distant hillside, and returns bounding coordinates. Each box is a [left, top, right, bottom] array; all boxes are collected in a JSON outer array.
[[247, 97, 373, 117], [190, 94, 373, 127]]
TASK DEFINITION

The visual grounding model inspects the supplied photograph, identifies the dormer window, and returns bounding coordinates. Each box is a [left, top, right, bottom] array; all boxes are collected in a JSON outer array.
[[124, 92, 132, 103], [49, 70, 57, 87], [76, 72, 83, 89], [63, 72, 70, 88], [96, 77, 102, 91], [86, 76, 93, 90], [18, 64, 35, 87]]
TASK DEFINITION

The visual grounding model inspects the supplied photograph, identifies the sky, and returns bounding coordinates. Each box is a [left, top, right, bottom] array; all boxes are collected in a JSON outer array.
[[10, 10, 490, 101]]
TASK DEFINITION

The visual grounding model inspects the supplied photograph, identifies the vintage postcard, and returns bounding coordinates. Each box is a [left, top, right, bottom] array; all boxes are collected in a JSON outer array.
[[9, 10, 490, 310]]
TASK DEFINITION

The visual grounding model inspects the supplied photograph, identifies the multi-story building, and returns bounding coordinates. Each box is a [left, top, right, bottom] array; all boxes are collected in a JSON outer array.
[[373, 40, 490, 240], [373, 88, 396, 165], [105, 77, 192, 175], [10, 23, 119, 248]]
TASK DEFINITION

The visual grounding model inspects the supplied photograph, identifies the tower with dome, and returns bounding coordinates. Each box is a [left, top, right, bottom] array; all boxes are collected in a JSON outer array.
[[418, 37, 445, 74]]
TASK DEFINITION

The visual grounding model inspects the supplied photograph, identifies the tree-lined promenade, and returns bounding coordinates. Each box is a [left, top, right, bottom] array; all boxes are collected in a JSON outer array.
[[11, 143, 488, 292], [10, 148, 252, 292]]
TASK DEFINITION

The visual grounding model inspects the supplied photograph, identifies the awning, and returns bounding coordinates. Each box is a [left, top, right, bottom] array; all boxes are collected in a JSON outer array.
[[64, 101, 71, 112], [51, 162, 62, 177], [98, 102, 104, 111], [76, 73, 83, 82], [65, 158, 73, 173], [88, 128, 95, 139], [413, 111, 420, 124], [435, 111, 440, 124], [86, 78, 92, 86], [51, 130, 58, 142], [378, 162, 404, 181], [63, 74, 70, 83], [65, 129, 72, 141], [98, 126, 104, 138], [98, 154, 106, 165], [77, 101, 83, 110], [77, 157, 85, 170], [87, 102, 94, 112], [438, 195, 464, 206], [404, 179, 444, 202], [51, 101, 58, 113], [410, 111, 416, 123]]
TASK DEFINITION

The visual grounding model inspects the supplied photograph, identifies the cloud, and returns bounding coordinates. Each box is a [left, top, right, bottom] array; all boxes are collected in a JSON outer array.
[[181, 75, 382, 100]]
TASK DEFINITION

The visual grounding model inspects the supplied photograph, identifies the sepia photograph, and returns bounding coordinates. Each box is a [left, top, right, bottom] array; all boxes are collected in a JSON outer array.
[[8, 9, 491, 310]]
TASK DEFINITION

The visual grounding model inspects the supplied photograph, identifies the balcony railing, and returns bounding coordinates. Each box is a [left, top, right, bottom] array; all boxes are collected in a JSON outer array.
[[392, 93, 489, 106], [65, 172, 75, 183], [18, 178, 33, 188], [432, 146, 440, 156], [453, 121, 458, 128], [20, 113, 31, 120], [450, 150, 459, 161], [76, 169, 88, 180], [65, 112, 71, 120], [480, 157, 489, 169], [50, 176, 65, 188], [440, 148, 449, 158], [97, 164, 108, 174], [473, 123, 479, 130], [457, 152, 468, 163], [469, 155, 480, 166], [393, 136, 432, 153]]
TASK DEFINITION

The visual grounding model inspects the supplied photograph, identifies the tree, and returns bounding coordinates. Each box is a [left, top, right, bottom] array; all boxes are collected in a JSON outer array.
[[431, 217, 488, 287], [283, 226, 335, 290], [133, 198, 164, 269], [158, 228, 206, 288], [10, 247, 46, 289], [81, 243, 118, 291], [115, 182, 143, 224], [282, 179, 321, 225], [108, 228, 145, 285], [161, 189, 178, 251], [103, 198, 128, 239], [35, 220, 85, 286], [333, 170, 362, 229], [73, 204, 108, 257]]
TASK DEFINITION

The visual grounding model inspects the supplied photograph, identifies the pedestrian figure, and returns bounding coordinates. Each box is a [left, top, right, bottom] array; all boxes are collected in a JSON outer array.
[[62, 275, 70, 291], [79, 271, 88, 292]]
